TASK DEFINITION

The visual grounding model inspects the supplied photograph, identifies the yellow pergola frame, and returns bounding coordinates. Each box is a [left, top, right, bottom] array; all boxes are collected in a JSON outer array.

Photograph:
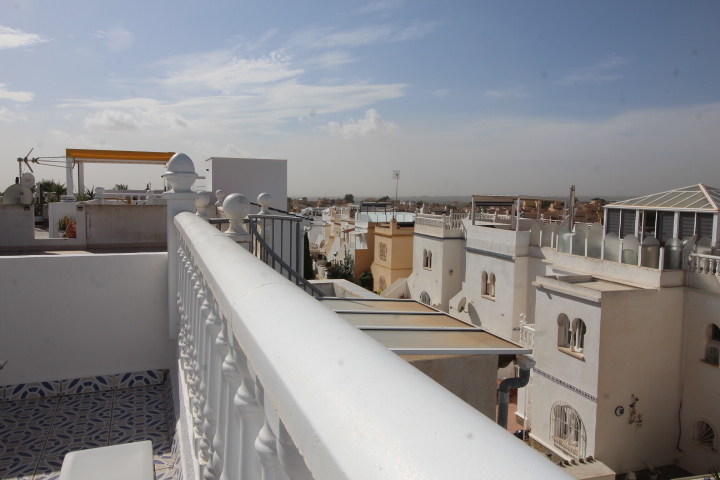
[[65, 149, 175, 194]]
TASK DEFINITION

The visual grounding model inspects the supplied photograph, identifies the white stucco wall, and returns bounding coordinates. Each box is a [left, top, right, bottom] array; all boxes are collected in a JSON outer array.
[[0, 205, 34, 246], [0, 252, 172, 385], [678, 288, 720, 474], [594, 288, 684, 473], [205, 157, 287, 212], [408, 235, 465, 311]]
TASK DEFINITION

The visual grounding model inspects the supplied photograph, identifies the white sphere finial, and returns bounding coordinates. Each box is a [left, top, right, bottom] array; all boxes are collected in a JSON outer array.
[[195, 191, 211, 219], [215, 190, 226, 207], [223, 193, 251, 244], [257, 192, 271, 214], [162, 153, 198, 193]]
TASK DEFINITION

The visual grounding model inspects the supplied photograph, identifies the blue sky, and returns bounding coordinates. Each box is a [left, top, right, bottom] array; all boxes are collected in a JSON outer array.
[[1, 0, 719, 198]]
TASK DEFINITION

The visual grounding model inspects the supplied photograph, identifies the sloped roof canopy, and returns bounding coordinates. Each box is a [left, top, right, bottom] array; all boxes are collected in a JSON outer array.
[[66, 149, 175, 165], [607, 184, 720, 212]]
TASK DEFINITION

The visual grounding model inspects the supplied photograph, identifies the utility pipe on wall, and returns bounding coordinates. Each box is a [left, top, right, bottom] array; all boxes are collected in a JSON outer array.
[[497, 355, 536, 429]]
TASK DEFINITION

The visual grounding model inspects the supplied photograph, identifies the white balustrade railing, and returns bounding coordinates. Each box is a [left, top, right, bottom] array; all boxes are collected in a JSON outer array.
[[520, 324, 535, 349], [415, 213, 465, 231], [173, 211, 571, 480], [687, 253, 720, 276]]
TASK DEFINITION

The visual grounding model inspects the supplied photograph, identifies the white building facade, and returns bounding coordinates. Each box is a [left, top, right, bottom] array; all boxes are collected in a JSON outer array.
[[406, 185, 720, 476]]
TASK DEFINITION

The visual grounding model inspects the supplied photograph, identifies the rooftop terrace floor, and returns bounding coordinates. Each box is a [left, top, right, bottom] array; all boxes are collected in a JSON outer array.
[[0, 384, 175, 480]]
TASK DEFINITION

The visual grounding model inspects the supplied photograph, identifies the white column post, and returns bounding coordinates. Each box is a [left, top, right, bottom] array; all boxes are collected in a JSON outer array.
[[163, 153, 200, 340], [78, 162, 85, 196], [65, 156, 75, 195]]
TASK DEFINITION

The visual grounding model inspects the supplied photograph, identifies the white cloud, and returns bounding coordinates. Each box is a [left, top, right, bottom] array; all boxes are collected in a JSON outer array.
[[554, 56, 632, 86], [159, 48, 303, 93], [0, 26, 48, 49], [322, 108, 398, 139], [83, 107, 191, 131], [94, 27, 134, 52], [0, 107, 27, 122], [84, 110, 140, 131], [0, 83, 33, 102], [293, 21, 437, 49], [307, 51, 357, 68]]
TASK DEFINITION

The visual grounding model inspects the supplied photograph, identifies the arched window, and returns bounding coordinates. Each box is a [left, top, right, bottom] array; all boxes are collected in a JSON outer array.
[[550, 401, 586, 459], [488, 273, 495, 297], [378, 276, 387, 291], [420, 291, 431, 305], [481, 272, 488, 295], [427, 251, 433, 269], [379, 242, 387, 261], [557, 314, 571, 347], [571, 319, 586, 353], [692, 420, 717, 451], [422, 249, 428, 268], [706, 324, 720, 365]]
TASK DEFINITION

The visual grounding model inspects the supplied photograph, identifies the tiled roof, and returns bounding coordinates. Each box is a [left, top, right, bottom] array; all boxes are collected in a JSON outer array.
[[608, 184, 720, 211]]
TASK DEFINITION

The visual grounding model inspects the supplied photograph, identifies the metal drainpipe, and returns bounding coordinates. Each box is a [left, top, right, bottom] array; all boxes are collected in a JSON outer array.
[[497, 356, 536, 430]]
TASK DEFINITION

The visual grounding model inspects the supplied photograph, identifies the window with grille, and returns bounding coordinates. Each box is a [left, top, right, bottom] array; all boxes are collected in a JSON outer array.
[[419, 291, 430, 305], [692, 420, 716, 451], [550, 401, 586, 459]]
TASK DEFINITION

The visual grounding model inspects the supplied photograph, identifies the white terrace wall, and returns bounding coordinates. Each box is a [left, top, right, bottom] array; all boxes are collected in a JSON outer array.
[[0, 205, 34, 247], [0, 252, 172, 385], [85, 204, 166, 248]]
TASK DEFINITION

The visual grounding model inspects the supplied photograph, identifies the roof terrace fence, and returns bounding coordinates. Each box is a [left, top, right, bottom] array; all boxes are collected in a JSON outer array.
[[172, 211, 572, 480]]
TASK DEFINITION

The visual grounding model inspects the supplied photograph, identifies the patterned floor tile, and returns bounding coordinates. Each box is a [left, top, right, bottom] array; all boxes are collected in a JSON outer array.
[[43, 427, 109, 458], [5, 382, 62, 401], [115, 383, 165, 400], [112, 405, 167, 426], [54, 393, 113, 424], [0, 433, 49, 460], [31, 455, 63, 480], [153, 439, 173, 470], [0, 398, 59, 424], [61, 375, 114, 395], [115, 370, 165, 389], [0, 457, 39, 480], [155, 467, 174, 479], [110, 427, 169, 450]]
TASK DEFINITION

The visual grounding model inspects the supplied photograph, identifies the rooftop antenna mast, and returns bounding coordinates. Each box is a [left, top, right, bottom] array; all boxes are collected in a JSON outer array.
[[393, 170, 400, 220]]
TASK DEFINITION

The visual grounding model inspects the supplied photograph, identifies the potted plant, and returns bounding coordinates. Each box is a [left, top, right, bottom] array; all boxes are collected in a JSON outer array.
[[57, 214, 73, 237]]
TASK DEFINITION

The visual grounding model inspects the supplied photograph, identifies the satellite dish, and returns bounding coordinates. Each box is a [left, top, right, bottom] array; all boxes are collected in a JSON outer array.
[[457, 297, 467, 313], [20, 172, 35, 189], [2, 184, 33, 205]]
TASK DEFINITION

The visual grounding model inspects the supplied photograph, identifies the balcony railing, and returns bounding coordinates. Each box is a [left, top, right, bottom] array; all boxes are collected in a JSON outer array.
[[520, 323, 535, 349], [687, 253, 720, 276], [172, 211, 571, 480]]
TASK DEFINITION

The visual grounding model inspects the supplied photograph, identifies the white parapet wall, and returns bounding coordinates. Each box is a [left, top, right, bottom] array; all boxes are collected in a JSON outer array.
[[0, 252, 173, 385]]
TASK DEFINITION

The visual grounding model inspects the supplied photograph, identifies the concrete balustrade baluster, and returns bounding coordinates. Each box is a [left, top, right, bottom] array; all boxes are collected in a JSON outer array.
[[254, 378, 286, 480]]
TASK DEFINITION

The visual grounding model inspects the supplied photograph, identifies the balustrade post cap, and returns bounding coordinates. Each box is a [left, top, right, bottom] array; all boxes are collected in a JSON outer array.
[[162, 153, 198, 193], [196, 191, 211, 208], [165, 153, 196, 174], [223, 193, 251, 220], [257, 192, 271, 214]]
